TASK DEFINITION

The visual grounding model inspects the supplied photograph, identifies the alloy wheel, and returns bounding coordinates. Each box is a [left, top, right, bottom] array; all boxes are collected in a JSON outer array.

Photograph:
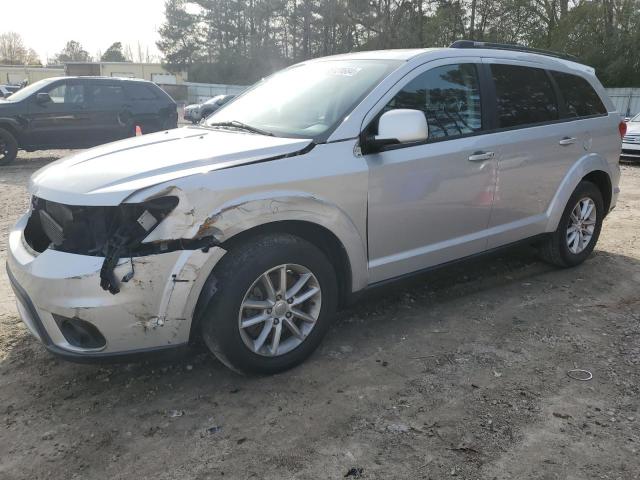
[[566, 197, 597, 254], [238, 264, 322, 357]]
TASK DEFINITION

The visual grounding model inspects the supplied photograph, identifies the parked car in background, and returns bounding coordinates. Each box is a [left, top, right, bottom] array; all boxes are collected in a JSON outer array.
[[0, 85, 20, 98], [8, 42, 621, 374], [183, 94, 236, 123], [0, 76, 178, 165], [621, 113, 640, 161]]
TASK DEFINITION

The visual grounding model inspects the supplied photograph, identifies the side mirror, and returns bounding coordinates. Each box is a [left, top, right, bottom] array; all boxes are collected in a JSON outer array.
[[363, 109, 428, 153], [36, 92, 52, 105]]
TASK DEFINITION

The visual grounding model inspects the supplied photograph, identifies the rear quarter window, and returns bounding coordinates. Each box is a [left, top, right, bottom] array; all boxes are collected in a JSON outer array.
[[491, 64, 559, 129], [89, 84, 125, 104], [125, 83, 159, 101], [550, 71, 607, 118]]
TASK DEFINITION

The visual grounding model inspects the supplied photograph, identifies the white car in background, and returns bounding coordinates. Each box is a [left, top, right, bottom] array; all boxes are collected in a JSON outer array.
[[621, 113, 640, 161]]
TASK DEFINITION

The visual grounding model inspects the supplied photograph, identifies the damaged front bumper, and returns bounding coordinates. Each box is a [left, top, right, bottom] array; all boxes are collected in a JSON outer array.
[[7, 212, 225, 361]]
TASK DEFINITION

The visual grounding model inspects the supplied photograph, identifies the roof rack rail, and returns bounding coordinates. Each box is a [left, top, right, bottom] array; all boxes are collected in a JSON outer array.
[[449, 40, 579, 62]]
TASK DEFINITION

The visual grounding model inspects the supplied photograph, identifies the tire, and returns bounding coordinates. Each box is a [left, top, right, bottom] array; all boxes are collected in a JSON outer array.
[[200, 233, 338, 375], [0, 127, 18, 166], [538, 180, 604, 267]]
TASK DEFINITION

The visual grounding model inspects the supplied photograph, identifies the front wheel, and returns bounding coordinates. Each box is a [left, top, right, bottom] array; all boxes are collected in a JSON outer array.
[[0, 127, 18, 166], [200, 233, 337, 375], [538, 180, 604, 267]]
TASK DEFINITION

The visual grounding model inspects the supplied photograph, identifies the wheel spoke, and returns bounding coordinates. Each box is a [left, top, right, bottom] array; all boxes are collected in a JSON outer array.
[[242, 299, 274, 310], [241, 312, 270, 329], [284, 318, 304, 340], [270, 322, 282, 355], [582, 201, 594, 220], [278, 265, 288, 296], [286, 273, 312, 299], [291, 308, 316, 323], [261, 273, 277, 301], [292, 286, 320, 306], [253, 319, 274, 352]]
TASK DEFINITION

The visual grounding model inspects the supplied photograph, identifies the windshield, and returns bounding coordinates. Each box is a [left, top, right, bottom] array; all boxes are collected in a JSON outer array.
[[5, 79, 53, 102], [630, 113, 640, 122], [205, 59, 401, 140]]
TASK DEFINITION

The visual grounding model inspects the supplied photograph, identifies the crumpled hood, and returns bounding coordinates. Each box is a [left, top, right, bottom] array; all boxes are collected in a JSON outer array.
[[30, 127, 312, 206]]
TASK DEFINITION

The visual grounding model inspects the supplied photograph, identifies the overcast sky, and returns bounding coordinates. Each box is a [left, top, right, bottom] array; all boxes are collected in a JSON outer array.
[[5, 0, 167, 63]]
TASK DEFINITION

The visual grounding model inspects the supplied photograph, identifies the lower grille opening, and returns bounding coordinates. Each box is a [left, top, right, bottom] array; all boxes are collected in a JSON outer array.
[[53, 315, 106, 349]]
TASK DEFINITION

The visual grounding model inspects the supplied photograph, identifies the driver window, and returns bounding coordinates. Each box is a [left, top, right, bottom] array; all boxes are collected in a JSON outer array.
[[46, 83, 85, 104], [385, 63, 482, 140]]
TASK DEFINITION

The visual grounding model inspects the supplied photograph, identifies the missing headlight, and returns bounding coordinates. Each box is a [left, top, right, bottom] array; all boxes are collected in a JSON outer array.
[[25, 196, 219, 295]]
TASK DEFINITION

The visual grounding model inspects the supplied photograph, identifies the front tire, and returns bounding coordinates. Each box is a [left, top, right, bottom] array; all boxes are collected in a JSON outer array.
[[0, 127, 18, 166], [200, 233, 337, 375], [538, 180, 604, 267]]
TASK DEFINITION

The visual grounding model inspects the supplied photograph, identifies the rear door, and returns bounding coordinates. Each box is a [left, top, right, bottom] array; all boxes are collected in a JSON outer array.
[[24, 79, 92, 148], [481, 60, 568, 248], [86, 81, 128, 145]]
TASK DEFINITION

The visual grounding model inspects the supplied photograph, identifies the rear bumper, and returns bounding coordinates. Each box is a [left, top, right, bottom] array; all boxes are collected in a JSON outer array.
[[7, 212, 226, 361]]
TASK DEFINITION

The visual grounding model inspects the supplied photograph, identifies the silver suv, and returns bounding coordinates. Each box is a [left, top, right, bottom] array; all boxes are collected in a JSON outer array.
[[7, 41, 622, 374]]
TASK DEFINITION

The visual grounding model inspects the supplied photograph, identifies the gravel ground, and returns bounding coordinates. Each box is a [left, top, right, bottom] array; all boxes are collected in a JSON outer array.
[[1, 151, 639, 480]]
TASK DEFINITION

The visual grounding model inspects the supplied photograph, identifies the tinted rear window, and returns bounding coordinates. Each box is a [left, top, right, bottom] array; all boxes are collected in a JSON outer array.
[[491, 64, 559, 128], [125, 83, 159, 100], [90, 84, 125, 104], [551, 71, 607, 118]]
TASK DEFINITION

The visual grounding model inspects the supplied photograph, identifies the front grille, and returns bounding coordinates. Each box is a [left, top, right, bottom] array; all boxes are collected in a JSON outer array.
[[623, 135, 640, 144], [621, 149, 640, 157]]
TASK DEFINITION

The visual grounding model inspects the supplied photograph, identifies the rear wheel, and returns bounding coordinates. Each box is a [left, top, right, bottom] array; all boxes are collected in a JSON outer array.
[[538, 180, 604, 267], [200, 233, 338, 374], [0, 127, 18, 166]]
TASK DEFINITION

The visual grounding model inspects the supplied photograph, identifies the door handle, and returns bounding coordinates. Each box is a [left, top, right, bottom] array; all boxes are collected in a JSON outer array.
[[558, 136, 576, 146], [468, 151, 495, 162]]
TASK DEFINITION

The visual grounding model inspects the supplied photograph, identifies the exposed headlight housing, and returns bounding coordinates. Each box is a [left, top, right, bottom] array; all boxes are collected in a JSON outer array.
[[25, 196, 179, 256]]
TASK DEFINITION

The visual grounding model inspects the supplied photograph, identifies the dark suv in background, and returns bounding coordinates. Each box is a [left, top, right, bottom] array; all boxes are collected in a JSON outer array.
[[0, 77, 178, 165]]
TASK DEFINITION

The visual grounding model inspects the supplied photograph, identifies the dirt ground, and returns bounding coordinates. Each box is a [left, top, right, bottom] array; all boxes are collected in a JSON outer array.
[[1, 151, 639, 480]]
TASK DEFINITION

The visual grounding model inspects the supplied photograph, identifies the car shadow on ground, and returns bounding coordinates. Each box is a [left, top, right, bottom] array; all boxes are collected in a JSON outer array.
[[1, 242, 634, 386]]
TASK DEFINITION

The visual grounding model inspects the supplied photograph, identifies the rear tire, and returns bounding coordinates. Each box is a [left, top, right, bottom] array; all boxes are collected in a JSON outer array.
[[0, 127, 18, 166], [200, 233, 338, 375], [538, 180, 604, 267]]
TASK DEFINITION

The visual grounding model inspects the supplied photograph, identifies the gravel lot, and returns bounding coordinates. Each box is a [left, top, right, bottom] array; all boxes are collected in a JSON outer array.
[[1, 151, 639, 480]]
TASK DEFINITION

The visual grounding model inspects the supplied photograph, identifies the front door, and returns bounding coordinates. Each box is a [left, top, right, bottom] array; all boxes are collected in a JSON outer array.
[[365, 61, 498, 283], [24, 79, 93, 149]]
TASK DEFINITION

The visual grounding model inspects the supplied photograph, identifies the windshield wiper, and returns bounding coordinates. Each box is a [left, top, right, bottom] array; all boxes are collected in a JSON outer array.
[[206, 120, 274, 136]]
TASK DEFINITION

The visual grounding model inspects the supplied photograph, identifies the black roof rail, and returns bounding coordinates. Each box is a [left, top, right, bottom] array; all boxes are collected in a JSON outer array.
[[449, 40, 579, 62]]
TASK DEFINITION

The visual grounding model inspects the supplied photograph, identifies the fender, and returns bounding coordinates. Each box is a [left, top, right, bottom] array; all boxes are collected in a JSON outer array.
[[130, 187, 369, 292], [544, 153, 614, 232], [0, 116, 24, 140]]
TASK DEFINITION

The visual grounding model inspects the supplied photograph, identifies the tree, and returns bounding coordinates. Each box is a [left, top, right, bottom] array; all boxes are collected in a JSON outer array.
[[156, 0, 640, 87], [53, 40, 92, 64], [157, 0, 203, 71], [0, 32, 27, 65], [101, 42, 127, 62]]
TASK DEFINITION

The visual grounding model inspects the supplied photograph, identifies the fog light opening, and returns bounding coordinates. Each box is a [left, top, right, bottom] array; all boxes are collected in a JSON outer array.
[[53, 315, 106, 349]]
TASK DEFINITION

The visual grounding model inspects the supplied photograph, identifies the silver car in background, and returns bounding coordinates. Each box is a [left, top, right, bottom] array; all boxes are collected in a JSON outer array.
[[7, 41, 622, 374]]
